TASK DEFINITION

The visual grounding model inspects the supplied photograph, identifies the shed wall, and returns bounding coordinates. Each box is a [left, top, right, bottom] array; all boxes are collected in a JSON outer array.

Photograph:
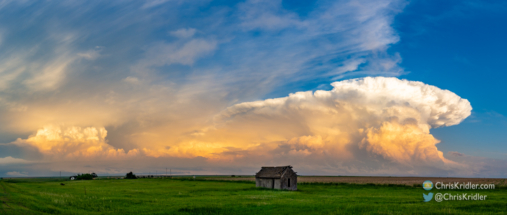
[[274, 179, 281, 189], [256, 178, 274, 189], [280, 170, 298, 190]]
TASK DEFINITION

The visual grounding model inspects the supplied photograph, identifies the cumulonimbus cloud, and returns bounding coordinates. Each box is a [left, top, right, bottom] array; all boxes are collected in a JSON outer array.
[[212, 77, 472, 172]]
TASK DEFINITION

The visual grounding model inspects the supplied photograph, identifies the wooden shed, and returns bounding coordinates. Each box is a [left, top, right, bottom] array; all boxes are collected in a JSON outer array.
[[255, 166, 297, 190]]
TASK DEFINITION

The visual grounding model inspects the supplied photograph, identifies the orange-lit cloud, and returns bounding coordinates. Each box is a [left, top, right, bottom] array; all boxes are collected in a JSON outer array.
[[205, 77, 471, 172], [6, 77, 473, 176], [360, 120, 454, 165], [13, 125, 137, 159]]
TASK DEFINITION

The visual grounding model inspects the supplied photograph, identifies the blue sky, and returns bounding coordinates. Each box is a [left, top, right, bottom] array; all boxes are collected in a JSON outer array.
[[0, 0, 506, 177]]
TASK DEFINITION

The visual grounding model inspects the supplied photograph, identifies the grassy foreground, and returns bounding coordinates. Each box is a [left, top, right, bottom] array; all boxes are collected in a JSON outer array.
[[1, 177, 506, 214]]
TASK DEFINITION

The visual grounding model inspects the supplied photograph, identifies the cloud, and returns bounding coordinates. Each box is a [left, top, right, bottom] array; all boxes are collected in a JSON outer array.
[[142, 0, 176, 9], [446, 151, 507, 177], [0, 156, 29, 165], [217, 77, 471, 129], [77, 48, 101, 60], [23, 58, 72, 91], [123, 76, 140, 84], [448, 151, 464, 157], [238, 0, 303, 30], [134, 39, 217, 69], [12, 125, 138, 159], [0, 33, 101, 92], [360, 120, 451, 165], [170, 28, 197, 38], [9, 123, 212, 161], [211, 77, 471, 174], [6, 171, 28, 176]]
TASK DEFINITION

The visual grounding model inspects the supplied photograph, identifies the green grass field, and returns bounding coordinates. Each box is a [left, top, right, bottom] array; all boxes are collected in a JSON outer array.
[[1, 177, 506, 214]]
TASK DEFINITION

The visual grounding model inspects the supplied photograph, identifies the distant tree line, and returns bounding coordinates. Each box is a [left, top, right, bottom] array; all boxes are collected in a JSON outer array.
[[126, 172, 137, 179], [71, 173, 98, 180]]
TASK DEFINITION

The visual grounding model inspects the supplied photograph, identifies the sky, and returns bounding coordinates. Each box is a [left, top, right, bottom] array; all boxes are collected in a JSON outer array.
[[0, 0, 506, 177]]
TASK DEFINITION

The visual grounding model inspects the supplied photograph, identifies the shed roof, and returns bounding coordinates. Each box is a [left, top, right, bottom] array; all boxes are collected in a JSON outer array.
[[255, 166, 294, 179]]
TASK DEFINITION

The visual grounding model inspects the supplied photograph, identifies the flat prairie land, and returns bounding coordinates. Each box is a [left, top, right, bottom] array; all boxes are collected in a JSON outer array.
[[1, 177, 506, 214], [206, 176, 507, 186]]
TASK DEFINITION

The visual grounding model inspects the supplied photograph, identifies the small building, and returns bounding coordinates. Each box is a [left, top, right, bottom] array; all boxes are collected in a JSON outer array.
[[255, 166, 297, 190]]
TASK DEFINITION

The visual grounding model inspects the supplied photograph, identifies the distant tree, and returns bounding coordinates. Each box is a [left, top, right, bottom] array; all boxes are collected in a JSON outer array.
[[76, 173, 95, 180], [91, 173, 98, 178], [126, 172, 137, 179]]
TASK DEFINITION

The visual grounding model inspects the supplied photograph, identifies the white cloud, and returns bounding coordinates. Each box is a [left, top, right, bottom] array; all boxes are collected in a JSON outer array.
[[328, 58, 366, 76], [0, 156, 29, 164], [170, 28, 197, 38], [23, 58, 72, 91], [0, 35, 80, 92], [0, 57, 26, 91], [215, 0, 408, 93], [123, 76, 140, 84], [135, 39, 217, 69], [328, 77, 472, 128], [170, 39, 217, 65], [142, 0, 174, 9], [77, 49, 101, 60], [218, 77, 471, 129], [238, 0, 303, 30], [6, 171, 28, 176]]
